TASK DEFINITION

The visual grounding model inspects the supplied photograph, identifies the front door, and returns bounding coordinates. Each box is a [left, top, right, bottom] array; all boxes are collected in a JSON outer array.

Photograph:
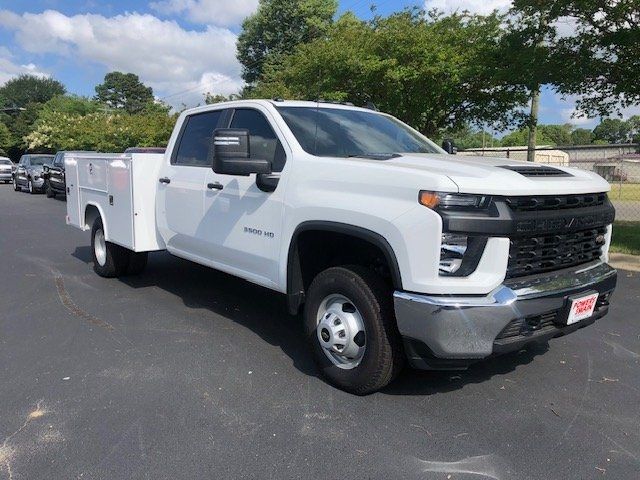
[[156, 109, 223, 258], [201, 106, 289, 290], [16, 157, 28, 186]]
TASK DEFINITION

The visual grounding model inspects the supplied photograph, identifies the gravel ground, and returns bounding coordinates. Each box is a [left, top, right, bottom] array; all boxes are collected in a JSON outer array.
[[0, 185, 639, 480]]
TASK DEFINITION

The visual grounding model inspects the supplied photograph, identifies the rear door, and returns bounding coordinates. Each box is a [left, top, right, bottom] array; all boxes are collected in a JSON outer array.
[[156, 109, 224, 258]]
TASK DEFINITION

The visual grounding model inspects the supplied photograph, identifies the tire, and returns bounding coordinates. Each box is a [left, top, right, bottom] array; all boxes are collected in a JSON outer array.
[[303, 265, 404, 395], [28, 178, 36, 194], [45, 181, 55, 198], [127, 251, 148, 276], [13, 178, 19, 191], [91, 217, 130, 278]]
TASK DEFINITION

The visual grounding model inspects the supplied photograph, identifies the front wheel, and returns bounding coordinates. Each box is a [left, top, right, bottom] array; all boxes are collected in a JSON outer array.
[[13, 178, 19, 191], [91, 217, 130, 278], [303, 266, 404, 395], [28, 179, 36, 194]]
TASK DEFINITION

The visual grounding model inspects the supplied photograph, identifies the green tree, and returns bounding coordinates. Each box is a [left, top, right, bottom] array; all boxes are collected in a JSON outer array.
[[0, 122, 10, 154], [593, 118, 631, 144], [25, 111, 177, 152], [204, 92, 241, 104], [95, 72, 154, 114], [252, 10, 528, 136], [0, 74, 66, 108], [570, 128, 594, 145], [498, 1, 562, 160], [538, 124, 573, 146], [237, 0, 338, 85], [553, 1, 640, 118], [41, 95, 100, 116], [501, 127, 556, 147]]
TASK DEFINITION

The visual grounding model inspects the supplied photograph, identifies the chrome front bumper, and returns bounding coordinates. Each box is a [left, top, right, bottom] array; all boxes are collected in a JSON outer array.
[[394, 262, 617, 369]]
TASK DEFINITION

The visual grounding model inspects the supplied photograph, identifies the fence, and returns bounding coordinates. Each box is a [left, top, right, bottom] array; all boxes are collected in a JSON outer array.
[[460, 144, 640, 222]]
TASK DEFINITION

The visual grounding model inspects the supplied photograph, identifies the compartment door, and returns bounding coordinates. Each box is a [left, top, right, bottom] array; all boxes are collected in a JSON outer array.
[[64, 156, 82, 228]]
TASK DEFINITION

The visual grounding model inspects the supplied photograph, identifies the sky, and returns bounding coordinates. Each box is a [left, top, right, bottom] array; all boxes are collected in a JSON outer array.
[[0, 0, 635, 131]]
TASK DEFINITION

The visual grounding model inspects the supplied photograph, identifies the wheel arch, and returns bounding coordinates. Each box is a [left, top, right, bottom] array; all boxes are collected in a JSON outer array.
[[286, 221, 403, 315], [84, 202, 108, 238]]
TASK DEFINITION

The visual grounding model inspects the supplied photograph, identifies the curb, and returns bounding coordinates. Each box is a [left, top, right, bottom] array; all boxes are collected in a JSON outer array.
[[609, 253, 640, 272]]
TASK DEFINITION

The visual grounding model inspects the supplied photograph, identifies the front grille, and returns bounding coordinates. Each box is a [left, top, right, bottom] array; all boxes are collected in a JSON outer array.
[[505, 193, 607, 212], [506, 226, 606, 278]]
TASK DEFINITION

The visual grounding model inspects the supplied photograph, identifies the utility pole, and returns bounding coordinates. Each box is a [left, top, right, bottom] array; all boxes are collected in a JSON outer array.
[[527, 86, 540, 162]]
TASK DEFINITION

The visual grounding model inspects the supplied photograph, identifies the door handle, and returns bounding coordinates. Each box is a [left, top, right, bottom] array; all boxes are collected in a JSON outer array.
[[159, 177, 171, 184], [207, 182, 223, 190]]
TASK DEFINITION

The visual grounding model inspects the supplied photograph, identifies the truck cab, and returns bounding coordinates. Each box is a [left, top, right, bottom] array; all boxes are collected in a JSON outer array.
[[66, 100, 617, 394]]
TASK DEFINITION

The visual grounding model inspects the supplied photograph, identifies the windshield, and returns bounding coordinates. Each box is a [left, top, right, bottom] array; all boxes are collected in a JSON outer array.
[[0, 159, 11, 165], [277, 106, 444, 158], [30, 156, 54, 166]]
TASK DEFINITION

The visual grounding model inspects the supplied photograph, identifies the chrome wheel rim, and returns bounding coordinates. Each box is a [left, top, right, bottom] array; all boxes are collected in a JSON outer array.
[[28, 180, 32, 192], [94, 228, 107, 266], [316, 294, 366, 370]]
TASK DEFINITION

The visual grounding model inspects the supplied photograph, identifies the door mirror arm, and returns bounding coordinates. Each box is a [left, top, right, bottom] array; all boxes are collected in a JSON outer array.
[[256, 173, 280, 193]]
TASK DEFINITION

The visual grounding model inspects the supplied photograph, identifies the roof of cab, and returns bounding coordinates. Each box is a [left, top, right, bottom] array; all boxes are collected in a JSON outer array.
[[180, 99, 381, 117]]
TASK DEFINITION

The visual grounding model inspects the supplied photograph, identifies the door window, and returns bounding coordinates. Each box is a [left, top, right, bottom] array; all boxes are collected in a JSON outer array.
[[229, 109, 286, 172], [173, 110, 223, 166]]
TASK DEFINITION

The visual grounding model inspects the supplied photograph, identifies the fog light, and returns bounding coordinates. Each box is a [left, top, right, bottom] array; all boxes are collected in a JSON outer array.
[[440, 233, 468, 274]]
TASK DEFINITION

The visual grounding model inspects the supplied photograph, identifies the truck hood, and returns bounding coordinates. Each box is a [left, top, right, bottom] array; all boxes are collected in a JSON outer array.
[[382, 153, 610, 195]]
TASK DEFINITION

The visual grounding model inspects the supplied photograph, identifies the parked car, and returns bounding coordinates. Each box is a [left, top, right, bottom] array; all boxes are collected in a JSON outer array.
[[13, 154, 55, 193], [66, 100, 617, 394], [0, 157, 13, 183], [43, 151, 94, 198]]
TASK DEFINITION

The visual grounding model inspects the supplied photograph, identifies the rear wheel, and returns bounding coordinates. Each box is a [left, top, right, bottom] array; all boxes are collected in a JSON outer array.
[[303, 265, 404, 395], [91, 217, 130, 278]]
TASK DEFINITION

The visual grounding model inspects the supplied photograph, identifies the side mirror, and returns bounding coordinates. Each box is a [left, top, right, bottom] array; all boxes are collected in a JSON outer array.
[[210, 128, 272, 176], [442, 139, 457, 155], [42, 165, 50, 178]]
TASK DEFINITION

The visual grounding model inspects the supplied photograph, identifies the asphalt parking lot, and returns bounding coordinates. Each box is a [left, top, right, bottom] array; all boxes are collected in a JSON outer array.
[[0, 185, 639, 480]]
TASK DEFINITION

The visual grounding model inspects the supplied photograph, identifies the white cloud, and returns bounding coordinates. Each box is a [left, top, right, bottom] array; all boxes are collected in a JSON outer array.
[[0, 9, 244, 106], [424, 0, 512, 15], [150, 0, 258, 26], [0, 46, 49, 86]]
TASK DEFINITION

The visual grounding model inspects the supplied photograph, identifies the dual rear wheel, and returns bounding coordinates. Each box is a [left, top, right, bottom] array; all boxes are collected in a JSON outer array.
[[91, 218, 148, 277]]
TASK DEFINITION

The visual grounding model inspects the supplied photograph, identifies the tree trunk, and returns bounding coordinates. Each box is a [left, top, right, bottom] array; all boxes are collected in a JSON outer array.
[[527, 86, 540, 162]]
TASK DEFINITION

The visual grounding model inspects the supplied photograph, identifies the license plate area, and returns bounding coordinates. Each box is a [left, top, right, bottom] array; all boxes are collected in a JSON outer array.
[[565, 292, 599, 325]]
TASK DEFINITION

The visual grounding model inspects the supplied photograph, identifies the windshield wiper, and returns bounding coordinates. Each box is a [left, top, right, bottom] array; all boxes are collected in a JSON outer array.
[[346, 153, 401, 160]]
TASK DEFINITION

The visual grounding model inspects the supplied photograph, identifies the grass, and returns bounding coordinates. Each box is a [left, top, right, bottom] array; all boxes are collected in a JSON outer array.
[[610, 221, 640, 256], [608, 183, 640, 202]]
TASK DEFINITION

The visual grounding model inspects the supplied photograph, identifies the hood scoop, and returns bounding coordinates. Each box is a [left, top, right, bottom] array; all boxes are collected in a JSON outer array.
[[498, 165, 572, 177]]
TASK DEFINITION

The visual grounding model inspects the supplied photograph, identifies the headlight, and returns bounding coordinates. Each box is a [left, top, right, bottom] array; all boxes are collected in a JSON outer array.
[[419, 191, 491, 210]]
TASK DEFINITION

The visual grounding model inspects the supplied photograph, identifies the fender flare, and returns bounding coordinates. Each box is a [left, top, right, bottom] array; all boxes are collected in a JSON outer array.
[[286, 221, 403, 314]]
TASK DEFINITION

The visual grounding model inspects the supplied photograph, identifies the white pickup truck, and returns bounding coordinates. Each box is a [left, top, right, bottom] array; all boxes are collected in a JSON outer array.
[[66, 100, 617, 394]]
